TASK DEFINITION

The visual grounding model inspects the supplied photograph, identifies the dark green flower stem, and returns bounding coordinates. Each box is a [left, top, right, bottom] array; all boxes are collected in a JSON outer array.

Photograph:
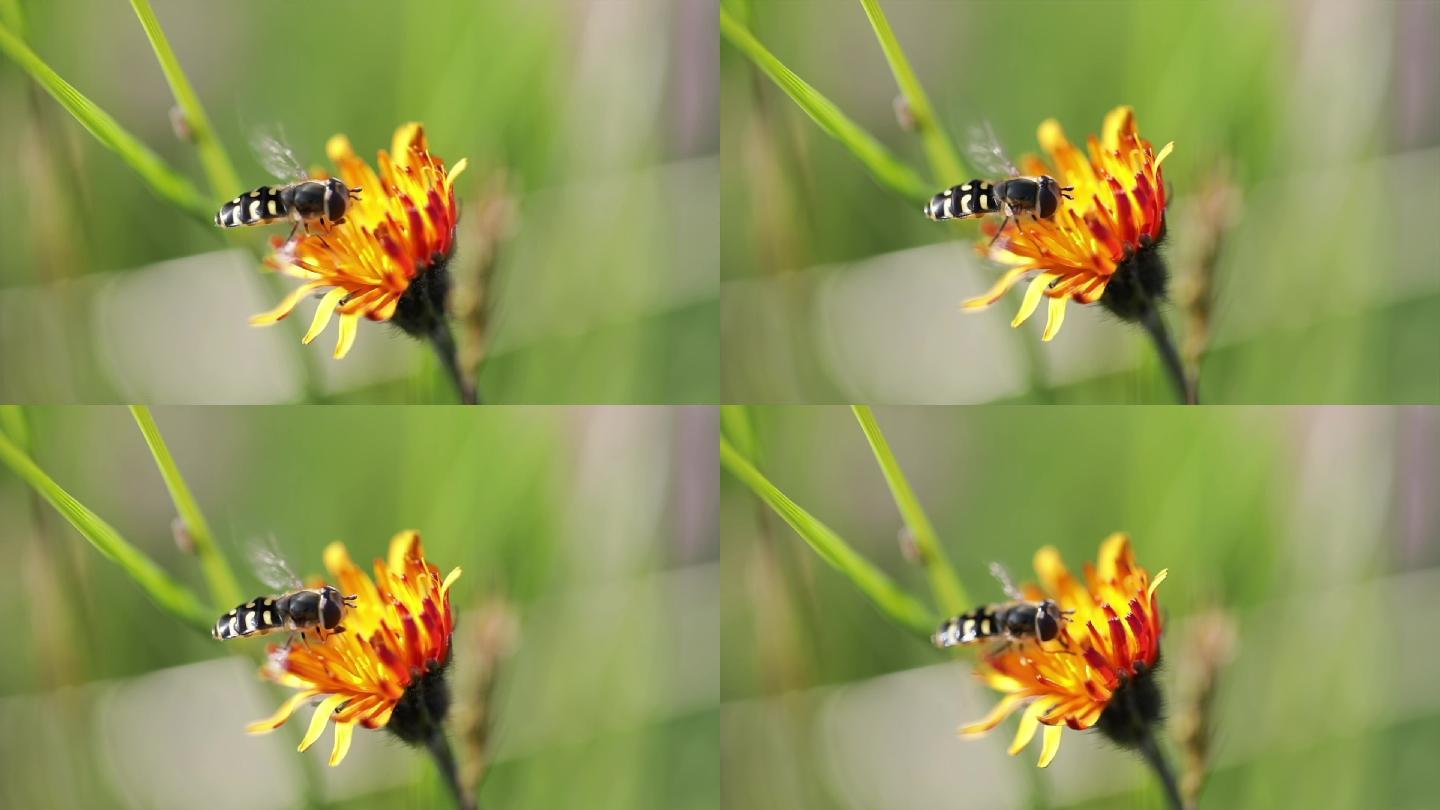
[[430, 322, 479, 405], [1137, 725, 1186, 810], [1137, 300, 1196, 404], [425, 730, 476, 810]]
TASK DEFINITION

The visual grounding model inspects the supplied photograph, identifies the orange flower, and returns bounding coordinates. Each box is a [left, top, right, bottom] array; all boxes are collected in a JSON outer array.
[[246, 531, 462, 766], [959, 533, 1168, 767], [249, 124, 468, 358], [964, 107, 1174, 340]]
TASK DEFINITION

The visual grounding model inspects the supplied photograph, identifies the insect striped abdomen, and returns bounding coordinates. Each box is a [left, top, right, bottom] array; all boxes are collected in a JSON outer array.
[[932, 605, 1002, 647], [924, 179, 999, 221], [212, 596, 285, 640], [214, 186, 289, 228]]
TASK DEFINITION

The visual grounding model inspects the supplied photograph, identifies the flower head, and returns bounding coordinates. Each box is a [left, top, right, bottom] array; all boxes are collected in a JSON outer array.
[[246, 530, 462, 766], [964, 107, 1174, 340], [960, 533, 1168, 767], [249, 124, 469, 358]]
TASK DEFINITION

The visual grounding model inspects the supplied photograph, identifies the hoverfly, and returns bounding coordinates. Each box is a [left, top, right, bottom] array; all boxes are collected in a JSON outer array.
[[213, 130, 361, 244], [211, 537, 357, 644], [923, 122, 1073, 247], [932, 562, 1074, 652]]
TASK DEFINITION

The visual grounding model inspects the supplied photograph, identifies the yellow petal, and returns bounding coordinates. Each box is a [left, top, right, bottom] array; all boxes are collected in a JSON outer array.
[[958, 693, 1026, 736], [1155, 141, 1175, 167], [962, 266, 1033, 310], [387, 530, 422, 571], [1148, 568, 1169, 601], [303, 288, 346, 344], [245, 690, 318, 734], [250, 281, 325, 326], [1011, 273, 1058, 328], [328, 721, 355, 766], [391, 122, 423, 163], [441, 567, 463, 597], [1102, 106, 1135, 150], [326, 134, 357, 164], [298, 694, 347, 752], [333, 312, 360, 359], [446, 158, 469, 187], [1008, 699, 1052, 755], [1041, 295, 1068, 342], [1037, 723, 1064, 768]]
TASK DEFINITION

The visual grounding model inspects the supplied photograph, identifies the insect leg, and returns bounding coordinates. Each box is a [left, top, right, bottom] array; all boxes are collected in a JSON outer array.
[[988, 215, 1011, 248]]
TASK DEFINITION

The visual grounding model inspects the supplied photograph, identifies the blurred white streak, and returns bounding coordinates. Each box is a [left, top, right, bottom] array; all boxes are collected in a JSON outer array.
[[89, 251, 304, 404], [565, 407, 676, 581], [1285, 0, 1392, 166], [1287, 408, 1394, 587], [94, 657, 306, 810]]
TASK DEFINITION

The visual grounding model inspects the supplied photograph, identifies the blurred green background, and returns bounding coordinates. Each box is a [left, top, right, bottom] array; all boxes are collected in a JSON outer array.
[[721, 406, 1440, 809], [0, 0, 717, 403], [721, 1, 1440, 404], [0, 406, 719, 809]]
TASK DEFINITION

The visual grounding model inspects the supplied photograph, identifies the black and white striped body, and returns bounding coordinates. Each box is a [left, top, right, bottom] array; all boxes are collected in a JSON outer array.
[[214, 177, 354, 230], [924, 176, 1070, 222], [211, 586, 352, 641], [932, 599, 1064, 649]]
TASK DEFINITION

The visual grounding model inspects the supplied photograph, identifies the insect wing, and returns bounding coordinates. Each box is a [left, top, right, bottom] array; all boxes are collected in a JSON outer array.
[[250, 127, 308, 181], [248, 535, 305, 591], [988, 561, 1024, 601], [966, 121, 1020, 179]]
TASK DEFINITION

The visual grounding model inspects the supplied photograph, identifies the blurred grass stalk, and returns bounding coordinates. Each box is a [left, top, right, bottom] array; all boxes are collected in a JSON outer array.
[[856, 0, 965, 184], [0, 21, 211, 221], [0, 427, 213, 631], [850, 406, 967, 614], [720, 434, 936, 639], [719, 6, 932, 202], [127, 0, 242, 197], [130, 406, 242, 609]]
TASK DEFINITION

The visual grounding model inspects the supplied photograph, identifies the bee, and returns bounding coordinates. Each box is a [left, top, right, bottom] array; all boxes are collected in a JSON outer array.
[[923, 122, 1073, 246], [211, 538, 357, 644], [932, 562, 1074, 651], [213, 131, 361, 242]]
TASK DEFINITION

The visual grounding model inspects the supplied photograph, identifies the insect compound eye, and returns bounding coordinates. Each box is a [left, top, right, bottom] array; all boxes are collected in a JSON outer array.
[[325, 178, 350, 222], [321, 590, 344, 630], [1036, 178, 1061, 218], [1035, 602, 1061, 642]]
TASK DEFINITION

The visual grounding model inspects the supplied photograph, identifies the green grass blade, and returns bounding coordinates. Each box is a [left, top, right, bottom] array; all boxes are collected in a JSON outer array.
[[851, 406, 967, 615], [0, 0, 24, 37], [856, 0, 965, 185], [721, 435, 936, 639], [0, 21, 211, 222], [0, 406, 29, 451], [720, 7, 932, 203], [720, 405, 759, 463], [128, 0, 242, 198], [0, 430, 213, 632], [130, 407, 242, 609]]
